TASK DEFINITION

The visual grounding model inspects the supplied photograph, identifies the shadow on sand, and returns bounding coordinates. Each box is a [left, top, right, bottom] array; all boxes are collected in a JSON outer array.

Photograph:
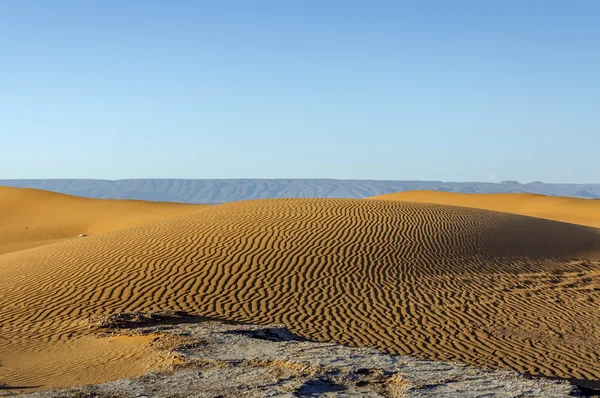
[[522, 374, 600, 397], [566, 378, 600, 397], [0, 384, 42, 391]]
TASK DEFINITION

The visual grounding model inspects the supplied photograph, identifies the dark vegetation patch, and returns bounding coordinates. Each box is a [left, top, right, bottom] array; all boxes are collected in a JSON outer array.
[[228, 327, 306, 342], [89, 311, 209, 330]]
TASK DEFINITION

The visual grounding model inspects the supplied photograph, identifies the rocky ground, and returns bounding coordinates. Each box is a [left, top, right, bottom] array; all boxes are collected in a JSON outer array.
[[3, 312, 596, 397]]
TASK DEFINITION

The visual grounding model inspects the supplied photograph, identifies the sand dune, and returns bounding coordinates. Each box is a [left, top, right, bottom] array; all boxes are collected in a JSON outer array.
[[371, 190, 600, 228], [1, 188, 600, 390], [0, 186, 202, 255]]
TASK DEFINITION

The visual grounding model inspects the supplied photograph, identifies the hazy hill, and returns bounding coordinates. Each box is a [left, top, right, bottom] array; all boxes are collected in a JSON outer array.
[[1, 179, 599, 203]]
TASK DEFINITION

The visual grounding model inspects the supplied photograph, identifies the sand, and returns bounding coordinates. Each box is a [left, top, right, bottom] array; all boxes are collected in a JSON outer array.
[[19, 320, 578, 397], [370, 190, 600, 228], [0, 187, 201, 255], [1, 187, 599, 391], [1, 334, 166, 392]]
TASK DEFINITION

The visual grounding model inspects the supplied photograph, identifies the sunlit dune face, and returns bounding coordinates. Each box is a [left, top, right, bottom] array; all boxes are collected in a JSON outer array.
[[1, 187, 600, 390], [370, 190, 600, 228]]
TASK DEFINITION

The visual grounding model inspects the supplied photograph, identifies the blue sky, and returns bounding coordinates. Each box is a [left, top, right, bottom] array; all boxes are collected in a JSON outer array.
[[1, 1, 598, 183]]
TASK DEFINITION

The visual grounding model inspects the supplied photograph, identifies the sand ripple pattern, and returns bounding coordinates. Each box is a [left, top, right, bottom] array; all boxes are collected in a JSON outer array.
[[1, 198, 600, 382]]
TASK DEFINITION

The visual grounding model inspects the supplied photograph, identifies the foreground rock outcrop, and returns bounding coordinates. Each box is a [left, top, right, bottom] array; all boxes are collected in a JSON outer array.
[[10, 314, 588, 397]]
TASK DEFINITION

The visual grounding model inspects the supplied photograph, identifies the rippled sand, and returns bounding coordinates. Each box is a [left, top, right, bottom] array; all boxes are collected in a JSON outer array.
[[1, 187, 599, 390]]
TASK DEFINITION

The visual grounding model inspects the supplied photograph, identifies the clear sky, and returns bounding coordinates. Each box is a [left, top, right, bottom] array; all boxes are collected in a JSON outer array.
[[1, 1, 598, 183]]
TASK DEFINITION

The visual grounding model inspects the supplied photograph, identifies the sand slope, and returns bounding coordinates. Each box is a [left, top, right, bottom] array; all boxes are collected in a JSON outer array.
[[0, 186, 202, 255], [370, 190, 600, 228], [1, 189, 600, 390]]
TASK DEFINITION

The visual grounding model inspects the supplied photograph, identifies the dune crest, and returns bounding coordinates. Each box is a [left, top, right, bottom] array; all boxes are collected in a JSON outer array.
[[0, 186, 203, 255], [370, 190, 600, 228], [1, 188, 600, 390]]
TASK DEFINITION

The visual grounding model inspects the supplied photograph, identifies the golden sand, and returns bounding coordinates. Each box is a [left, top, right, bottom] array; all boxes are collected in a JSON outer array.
[[1, 187, 599, 390], [0, 186, 201, 255], [1, 334, 166, 390], [370, 190, 600, 228]]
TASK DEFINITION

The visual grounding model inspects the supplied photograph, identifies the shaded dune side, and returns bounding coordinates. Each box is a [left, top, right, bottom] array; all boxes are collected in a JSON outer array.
[[0, 186, 203, 254], [370, 190, 600, 228], [1, 199, 600, 382]]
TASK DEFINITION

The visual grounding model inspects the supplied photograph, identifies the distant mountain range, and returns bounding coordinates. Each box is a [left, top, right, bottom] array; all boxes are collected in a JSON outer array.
[[1, 179, 599, 203]]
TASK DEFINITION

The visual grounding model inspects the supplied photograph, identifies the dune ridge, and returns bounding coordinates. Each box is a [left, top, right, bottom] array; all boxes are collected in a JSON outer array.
[[0, 186, 202, 255], [1, 187, 600, 390], [370, 190, 600, 228]]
